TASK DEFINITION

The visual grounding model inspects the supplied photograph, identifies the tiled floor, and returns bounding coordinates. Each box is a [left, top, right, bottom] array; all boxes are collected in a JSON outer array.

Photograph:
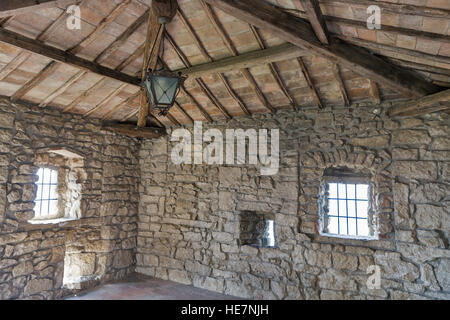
[[65, 273, 240, 300]]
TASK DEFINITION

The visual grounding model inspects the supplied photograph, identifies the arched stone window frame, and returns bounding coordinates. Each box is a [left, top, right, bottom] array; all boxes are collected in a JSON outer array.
[[318, 167, 379, 240], [299, 145, 393, 243]]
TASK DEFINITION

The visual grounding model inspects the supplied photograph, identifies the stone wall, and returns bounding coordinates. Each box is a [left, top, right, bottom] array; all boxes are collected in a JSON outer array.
[[0, 98, 139, 299], [137, 103, 450, 300]]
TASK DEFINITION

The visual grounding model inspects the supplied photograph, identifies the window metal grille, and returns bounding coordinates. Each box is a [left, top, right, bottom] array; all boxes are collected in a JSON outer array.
[[34, 167, 58, 218], [326, 183, 370, 237]]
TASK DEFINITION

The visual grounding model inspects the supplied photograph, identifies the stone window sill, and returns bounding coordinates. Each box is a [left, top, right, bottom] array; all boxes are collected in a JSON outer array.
[[27, 217, 78, 225]]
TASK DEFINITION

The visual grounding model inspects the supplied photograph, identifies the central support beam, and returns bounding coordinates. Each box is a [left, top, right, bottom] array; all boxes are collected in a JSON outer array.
[[137, 0, 178, 128], [176, 42, 306, 79], [388, 89, 450, 117], [204, 0, 441, 98], [0, 0, 78, 18]]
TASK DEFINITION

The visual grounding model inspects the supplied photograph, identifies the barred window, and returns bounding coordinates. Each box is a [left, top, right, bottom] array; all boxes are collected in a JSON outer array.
[[326, 183, 370, 237], [319, 167, 377, 240], [34, 167, 59, 219]]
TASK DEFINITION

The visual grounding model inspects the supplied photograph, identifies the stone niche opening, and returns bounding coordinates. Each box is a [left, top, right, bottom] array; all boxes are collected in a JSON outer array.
[[239, 211, 277, 248]]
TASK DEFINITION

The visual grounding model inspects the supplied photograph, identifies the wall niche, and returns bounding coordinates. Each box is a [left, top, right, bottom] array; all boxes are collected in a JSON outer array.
[[239, 211, 277, 248]]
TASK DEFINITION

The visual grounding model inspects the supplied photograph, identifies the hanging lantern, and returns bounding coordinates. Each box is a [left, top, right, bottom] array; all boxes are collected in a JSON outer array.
[[143, 68, 186, 116]]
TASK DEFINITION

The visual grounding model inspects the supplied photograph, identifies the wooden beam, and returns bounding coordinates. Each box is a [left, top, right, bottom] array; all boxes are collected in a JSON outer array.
[[250, 25, 296, 110], [300, 0, 329, 44], [336, 35, 450, 68], [0, 28, 142, 86], [175, 43, 306, 78], [69, 0, 132, 54], [137, 5, 165, 128], [37, 3, 78, 42], [201, 0, 277, 113], [177, 7, 250, 116], [164, 30, 232, 120], [204, 0, 440, 98], [102, 122, 166, 139], [11, 61, 59, 101], [83, 83, 128, 117], [180, 85, 213, 122], [0, 0, 78, 18], [319, 0, 450, 18], [284, 8, 450, 45], [388, 89, 450, 117], [63, 77, 106, 112], [101, 91, 140, 120], [388, 59, 450, 77], [39, 70, 86, 107], [0, 51, 31, 81], [174, 101, 194, 125], [332, 63, 350, 106], [177, 8, 212, 62], [196, 78, 232, 119], [115, 43, 145, 72], [166, 112, 181, 127], [95, 9, 150, 64], [297, 57, 323, 108], [0, 16, 14, 27], [368, 80, 381, 105]]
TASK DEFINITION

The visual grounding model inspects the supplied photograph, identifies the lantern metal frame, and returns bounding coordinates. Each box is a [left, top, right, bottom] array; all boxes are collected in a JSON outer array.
[[143, 68, 186, 116], [142, 22, 187, 116]]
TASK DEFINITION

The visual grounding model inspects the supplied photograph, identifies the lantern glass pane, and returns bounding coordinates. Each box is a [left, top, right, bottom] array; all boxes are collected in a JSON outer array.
[[152, 76, 180, 105]]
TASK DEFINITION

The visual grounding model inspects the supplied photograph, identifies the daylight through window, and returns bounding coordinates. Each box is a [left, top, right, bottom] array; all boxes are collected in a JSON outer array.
[[326, 183, 370, 237], [34, 167, 59, 218]]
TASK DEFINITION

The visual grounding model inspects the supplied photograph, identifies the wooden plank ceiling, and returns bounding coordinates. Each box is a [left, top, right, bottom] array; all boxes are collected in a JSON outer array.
[[0, 0, 448, 128]]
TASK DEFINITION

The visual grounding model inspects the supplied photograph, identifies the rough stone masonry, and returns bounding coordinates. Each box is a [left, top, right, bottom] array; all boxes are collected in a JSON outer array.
[[136, 102, 450, 300], [0, 98, 139, 299], [0, 97, 449, 300]]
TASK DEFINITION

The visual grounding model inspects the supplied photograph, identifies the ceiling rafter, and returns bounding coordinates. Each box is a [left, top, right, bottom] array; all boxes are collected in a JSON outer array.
[[174, 101, 194, 125], [300, 0, 329, 44], [69, 0, 132, 55], [318, 0, 450, 18], [63, 77, 107, 112], [332, 63, 350, 107], [203, 0, 441, 99], [299, 0, 348, 107], [83, 83, 128, 117], [0, 16, 14, 27], [37, 1, 84, 42], [39, 70, 86, 107], [164, 30, 232, 120], [177, 6, 251, 116], [0, 0, 78, 18], [336, 35, 450, 67], [116, 43, 145, 72], [285, 6, 450, 45], [101, 90, 140, 121], [200, 0, 276, 113], [95, 9, 150, 64], [11, 60, 59, 101], [368, 80, 381, 105], [249, 25, 296, 110], [388, 88, 450, 117], [0, 28, 142, 85], [0, 51, 31, 81], [296, 57, 323, 109]]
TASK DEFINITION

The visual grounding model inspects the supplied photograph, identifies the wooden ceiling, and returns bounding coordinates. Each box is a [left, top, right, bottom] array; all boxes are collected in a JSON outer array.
[[0, 0, 449, 129]]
